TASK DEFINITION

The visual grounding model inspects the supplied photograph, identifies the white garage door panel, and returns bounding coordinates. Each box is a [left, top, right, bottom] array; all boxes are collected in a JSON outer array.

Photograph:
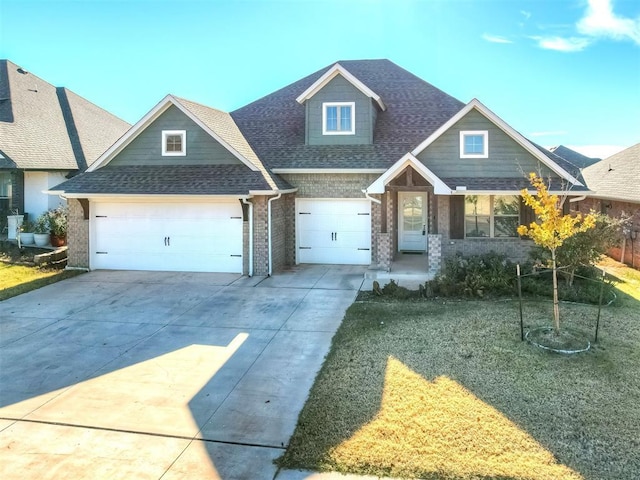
[[92, 202, 243, 273], [297, 199, 371, 265]]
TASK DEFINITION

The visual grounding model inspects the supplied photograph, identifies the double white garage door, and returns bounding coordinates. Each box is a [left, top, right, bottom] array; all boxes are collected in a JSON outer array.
[[91, 202, 243, 273], [90, 199, 371, 272]]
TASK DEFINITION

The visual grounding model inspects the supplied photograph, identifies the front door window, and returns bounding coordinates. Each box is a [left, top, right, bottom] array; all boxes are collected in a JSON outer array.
[[399, 192, 427, 251]]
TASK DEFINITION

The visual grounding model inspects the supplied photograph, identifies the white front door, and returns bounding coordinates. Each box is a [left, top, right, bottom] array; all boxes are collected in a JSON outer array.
[[296, 199, 371, 265], [398, 192, 427, 251]]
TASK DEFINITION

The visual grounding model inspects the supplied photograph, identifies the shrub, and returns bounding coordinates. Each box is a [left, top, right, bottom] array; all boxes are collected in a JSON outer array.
[[429, 252, 515, 298]]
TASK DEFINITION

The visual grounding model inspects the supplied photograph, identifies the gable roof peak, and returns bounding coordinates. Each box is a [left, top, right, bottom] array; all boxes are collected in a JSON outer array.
[[411, 98, 582, 187], [295, 62, 386, 111]]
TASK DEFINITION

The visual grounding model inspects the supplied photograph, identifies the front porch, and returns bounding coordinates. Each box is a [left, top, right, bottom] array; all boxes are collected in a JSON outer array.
[[364, 249, 439, 290]]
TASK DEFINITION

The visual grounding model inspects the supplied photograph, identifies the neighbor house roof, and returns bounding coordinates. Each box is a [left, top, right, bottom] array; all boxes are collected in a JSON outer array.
[[582, 143, 640, 203], [0, 59, 129, 171], [549, 145, 600, 169], [232, 59, 466, 170]]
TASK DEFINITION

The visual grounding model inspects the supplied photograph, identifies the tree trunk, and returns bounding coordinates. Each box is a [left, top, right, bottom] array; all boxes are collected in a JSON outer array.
[[552, 249, 560, 334]]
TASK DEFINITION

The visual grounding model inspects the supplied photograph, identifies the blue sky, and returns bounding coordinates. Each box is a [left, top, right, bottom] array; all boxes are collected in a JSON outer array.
[[1, 0, 638, 158]]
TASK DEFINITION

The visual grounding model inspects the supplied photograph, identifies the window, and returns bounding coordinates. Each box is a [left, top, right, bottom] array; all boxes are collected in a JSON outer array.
[[162, 130, 186, 156], [460, 130, 488, 158], [0, 172, 11, 198], [464, 195, 519, 238], [323, 102, 355, 135]]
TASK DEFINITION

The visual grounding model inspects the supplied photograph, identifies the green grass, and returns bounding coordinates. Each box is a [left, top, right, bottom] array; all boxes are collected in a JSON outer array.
[[278, 290, 640, 479], [0, 263, 82, 301]]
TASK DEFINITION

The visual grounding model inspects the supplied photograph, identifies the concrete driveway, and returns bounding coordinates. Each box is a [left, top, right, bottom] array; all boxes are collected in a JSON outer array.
[[0, 265, 365, 480]]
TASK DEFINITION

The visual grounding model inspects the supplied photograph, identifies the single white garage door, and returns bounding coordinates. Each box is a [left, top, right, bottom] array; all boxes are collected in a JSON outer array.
[[297, 199, 371, 265], [91, 201, 243, 273]]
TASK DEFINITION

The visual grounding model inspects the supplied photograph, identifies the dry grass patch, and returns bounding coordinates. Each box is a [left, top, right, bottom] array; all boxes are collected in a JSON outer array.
[[279, 296, 640, 479], [599, 256, 640, 301]]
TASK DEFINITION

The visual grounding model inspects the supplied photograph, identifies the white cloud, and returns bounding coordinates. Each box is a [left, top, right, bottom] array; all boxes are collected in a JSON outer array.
[[566, 144, 627, 159], [521, 10, 532, 20], [532, 36, 591, 52], [482, 33, 513, 44], [577, 0, 640, 45]]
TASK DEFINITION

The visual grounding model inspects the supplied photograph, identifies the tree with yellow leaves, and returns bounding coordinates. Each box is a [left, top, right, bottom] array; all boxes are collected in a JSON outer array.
[[518, 173, 596, 334]]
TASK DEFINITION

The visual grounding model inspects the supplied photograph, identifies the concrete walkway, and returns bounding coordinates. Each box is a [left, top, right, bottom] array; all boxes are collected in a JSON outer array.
[[0, 265, 369, 480]]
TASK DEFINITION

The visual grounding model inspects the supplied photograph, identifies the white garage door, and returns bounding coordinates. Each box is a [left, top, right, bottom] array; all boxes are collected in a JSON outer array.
[[297, 199, 371, 265], [91, 201, 243, 273]]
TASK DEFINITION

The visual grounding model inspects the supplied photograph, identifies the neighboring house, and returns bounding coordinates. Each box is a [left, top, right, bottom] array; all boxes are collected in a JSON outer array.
[[50, 60, 587, 275], [578, 143, 640, 268], [548, 145, 600, 168], [0, 59, 130, 231]]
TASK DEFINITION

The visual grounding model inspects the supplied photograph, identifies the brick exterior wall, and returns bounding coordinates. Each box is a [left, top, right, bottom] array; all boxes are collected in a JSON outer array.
[[281, 173, 379, 198], [280, 173, 380, 266], [428, 234, 442, 271], [67, 198, 89, 268], [270, 195, 288, 273], [376, 232, 392, 270], [575, 197, 640, 268], [252, 196, 269, 276], [437, 196, 533, 264]]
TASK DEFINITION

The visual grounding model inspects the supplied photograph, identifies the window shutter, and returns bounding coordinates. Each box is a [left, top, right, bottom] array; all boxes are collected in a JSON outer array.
[[449, 196, 465, 239], [519, 196, 536, 238]]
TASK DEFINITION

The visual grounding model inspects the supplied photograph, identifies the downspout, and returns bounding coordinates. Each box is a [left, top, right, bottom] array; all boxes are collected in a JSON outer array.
[[241, 198, 254, 277], [267, 193, 282, 276], [362, 189, 381, 205], [569, 195, 587, 203]]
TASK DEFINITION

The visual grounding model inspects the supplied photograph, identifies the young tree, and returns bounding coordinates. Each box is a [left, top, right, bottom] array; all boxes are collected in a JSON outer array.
[[518, 173, 596, 334]]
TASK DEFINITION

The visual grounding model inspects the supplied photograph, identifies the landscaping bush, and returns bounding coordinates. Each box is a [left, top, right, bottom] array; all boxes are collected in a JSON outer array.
[[427, 252, 516, 298]]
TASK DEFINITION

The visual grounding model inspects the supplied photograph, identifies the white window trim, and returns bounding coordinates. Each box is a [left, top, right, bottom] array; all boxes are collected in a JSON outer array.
[[464, 195, 519, 238], [162, 130, 186, 156], [460, 130, 488, 159], [322, 102, 355, 135]]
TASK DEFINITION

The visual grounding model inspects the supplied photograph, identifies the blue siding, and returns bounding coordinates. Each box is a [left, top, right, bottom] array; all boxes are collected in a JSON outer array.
[[417, 109, 555, 178], [305, 75, 374, 145], [109, 105, 243, 166]]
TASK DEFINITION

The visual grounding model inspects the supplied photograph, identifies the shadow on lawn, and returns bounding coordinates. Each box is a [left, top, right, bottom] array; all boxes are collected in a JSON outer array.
[[281, 289, 640, 480]]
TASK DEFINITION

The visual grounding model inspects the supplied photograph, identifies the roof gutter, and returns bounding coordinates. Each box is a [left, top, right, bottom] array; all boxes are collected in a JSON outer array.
[[267, 193, 282, 276], [362, 189, 381, 205]]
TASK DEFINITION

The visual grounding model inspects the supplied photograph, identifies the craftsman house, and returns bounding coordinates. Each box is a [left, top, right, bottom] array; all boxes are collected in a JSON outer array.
[[50, 59, 587, 275]]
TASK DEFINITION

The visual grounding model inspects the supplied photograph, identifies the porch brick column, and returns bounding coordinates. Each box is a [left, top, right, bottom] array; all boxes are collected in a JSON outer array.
[[377, 232, 391, 271], [428, 234, 442, 272]]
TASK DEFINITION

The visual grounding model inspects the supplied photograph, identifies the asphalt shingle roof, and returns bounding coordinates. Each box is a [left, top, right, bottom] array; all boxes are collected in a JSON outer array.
[[549, 145, 600, 169], [52, 165, 276, 195], [174, 96, 284, 190], [0, 60, 129, 171], [231, 59, 466, 170], [582, 143, 640, 203]]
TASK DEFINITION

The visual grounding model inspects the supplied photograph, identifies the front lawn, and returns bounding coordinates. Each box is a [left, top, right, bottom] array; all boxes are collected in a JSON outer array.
[[0, 263, 81, 301], [278, 292, 640, 479]]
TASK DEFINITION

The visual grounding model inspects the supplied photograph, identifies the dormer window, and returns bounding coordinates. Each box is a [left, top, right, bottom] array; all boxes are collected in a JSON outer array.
[[460, 130, 488, 158], [323, 102, 355, 135], [162, 130, 186, 156]]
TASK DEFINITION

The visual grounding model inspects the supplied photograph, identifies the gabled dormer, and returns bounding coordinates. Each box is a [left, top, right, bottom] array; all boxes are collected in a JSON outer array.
[[296, 63, 386, 146]]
